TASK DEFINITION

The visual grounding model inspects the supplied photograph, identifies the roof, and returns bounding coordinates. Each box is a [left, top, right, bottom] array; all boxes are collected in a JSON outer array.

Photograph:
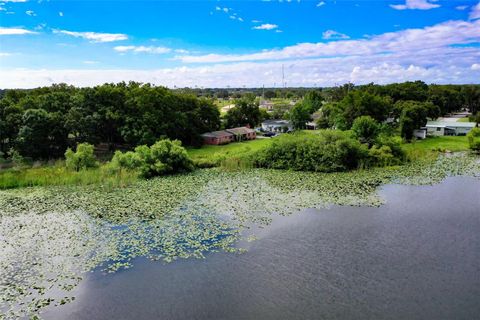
[[201, 130, 234, 138], [262, 119, 291, 126], [225, 127, 256, 135], [426, 121, 477, 128]]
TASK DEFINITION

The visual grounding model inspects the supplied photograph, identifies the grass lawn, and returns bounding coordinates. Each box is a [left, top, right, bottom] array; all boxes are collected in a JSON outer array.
[[457, 117, 471, 122], [402, 136, 469, 160], [187, 138, 273, 167]]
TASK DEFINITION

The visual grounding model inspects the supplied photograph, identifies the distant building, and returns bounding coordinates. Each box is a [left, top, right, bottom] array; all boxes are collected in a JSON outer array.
[[201, 126, 256, 145], [201, 130, 235, 145], [225, 127, 257, 141], [261, 120, 292, 133], [426, 121, 477, 136], [259, 100, 274, 111]]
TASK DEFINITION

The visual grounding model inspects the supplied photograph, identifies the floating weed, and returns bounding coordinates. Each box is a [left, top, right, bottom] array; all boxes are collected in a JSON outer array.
[[0, 153, 479, 318]]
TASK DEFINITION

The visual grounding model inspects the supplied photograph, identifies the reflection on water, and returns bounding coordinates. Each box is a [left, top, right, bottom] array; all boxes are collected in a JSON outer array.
[[43, 177, 480, 320]]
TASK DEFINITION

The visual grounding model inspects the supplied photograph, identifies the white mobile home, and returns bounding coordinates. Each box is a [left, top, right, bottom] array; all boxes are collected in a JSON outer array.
[[261, 120, 292, 133], [426, 121, 477, 136]]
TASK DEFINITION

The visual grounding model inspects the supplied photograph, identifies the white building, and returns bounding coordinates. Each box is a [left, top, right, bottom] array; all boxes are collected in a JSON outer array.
[[426, 121, 477, 136], [261, 120, 292, 133]]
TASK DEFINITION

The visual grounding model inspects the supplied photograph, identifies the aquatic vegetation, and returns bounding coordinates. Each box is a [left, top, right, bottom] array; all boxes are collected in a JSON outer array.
[[0, 154, 479, 318]]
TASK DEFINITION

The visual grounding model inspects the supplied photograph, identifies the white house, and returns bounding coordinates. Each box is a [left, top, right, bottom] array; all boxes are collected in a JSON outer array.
[[261, 120, 292, 133], [426, 121, 477, 136]]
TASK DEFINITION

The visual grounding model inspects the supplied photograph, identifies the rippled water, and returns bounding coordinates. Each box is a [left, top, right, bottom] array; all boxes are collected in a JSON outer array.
[[39, 176, 480, 320]]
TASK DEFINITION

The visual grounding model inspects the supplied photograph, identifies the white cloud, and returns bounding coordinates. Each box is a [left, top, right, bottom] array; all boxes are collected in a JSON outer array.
[[83, 60, 98, 65], [59, 11, 64, 17], [25, 10, 36, 16], [54, 30, 128, 43], [455, 5, 468, 11], [252, 20, 261, 23], [0, 27, 35, 35], [322, 30, 349, 40], [253, 23, 278, 30], [0, 52, 11, 56], [472, 63, 480, 70], [176, 19, 480, 64], [390, 0, 440, 10], [113, 45, 171, 54], [2, 0, 28, 2], [316, 1, 325, 7], [2, 54, 479, 89], [470, 2, 480, 20]]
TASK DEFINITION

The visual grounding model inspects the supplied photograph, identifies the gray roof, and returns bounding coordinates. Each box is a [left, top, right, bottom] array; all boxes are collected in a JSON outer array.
[[201, 130, 234, 138], [426, 121, 477, 128], [225, 127, 256, 135]]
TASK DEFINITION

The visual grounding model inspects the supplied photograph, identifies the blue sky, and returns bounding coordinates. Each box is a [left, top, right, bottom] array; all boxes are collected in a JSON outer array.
[[0, 0, 479, 88]]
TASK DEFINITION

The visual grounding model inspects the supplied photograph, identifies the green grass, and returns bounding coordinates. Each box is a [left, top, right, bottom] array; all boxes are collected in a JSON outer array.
[[0, 162, 138, 190], [187, 138, 273, 168], [402, 136, 469, 160], [457, 117, 471, 122]]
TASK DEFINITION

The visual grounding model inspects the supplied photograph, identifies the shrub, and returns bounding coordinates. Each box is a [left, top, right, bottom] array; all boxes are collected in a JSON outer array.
[[253, 131, 368, 172], [368, 145, 396, 167], [374, 134, 406, 162], [110, 139, 194, 178], [351, 116, 380, 147], [65, 143, 98, 171], [9, 148, 27, 168], [467, 127, 480, 152]]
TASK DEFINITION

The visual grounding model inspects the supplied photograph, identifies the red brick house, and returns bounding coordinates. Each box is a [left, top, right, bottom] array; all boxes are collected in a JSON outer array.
[[200, 130, 235, 145]]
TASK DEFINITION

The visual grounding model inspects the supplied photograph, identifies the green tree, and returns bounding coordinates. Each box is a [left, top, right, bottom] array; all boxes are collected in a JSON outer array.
[[351, 116, 380, 147], [467, 127, 480, 152], [264, 90, 276, 99], [302, 90, 324, 114], [288, 103, 311, 130], [398, 101, 428, 141], [17, 109, 52, 159], [340, 91, 392, 128], [224, 97, 261, 128]]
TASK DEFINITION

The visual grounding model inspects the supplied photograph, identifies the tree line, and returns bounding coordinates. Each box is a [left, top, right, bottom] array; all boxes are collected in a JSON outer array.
[[1, 81, 479, 161], [0, 82, 220, 160]]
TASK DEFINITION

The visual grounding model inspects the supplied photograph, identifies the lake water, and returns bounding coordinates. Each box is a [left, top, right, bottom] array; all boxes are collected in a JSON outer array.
[[43, 177, 480, 320]]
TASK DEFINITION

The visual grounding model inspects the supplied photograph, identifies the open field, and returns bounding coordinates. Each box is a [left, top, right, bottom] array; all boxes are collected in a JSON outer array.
[[187, 138, 273, 168]]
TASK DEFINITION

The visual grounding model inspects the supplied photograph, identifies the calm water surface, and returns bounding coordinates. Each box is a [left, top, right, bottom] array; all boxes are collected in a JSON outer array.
[[44, 177, 480, 320]]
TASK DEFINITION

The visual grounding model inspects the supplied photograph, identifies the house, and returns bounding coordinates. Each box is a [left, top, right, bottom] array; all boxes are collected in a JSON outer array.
[[426, 121, 477, 136], [259, 100, 274, 111], [201, 130, 235, 145], [261, 120, 292, 133], [225, 127, 257, 141]]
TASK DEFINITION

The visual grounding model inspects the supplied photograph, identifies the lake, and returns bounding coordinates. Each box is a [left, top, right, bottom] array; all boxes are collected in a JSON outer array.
[[41, 176, 480, 320]]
